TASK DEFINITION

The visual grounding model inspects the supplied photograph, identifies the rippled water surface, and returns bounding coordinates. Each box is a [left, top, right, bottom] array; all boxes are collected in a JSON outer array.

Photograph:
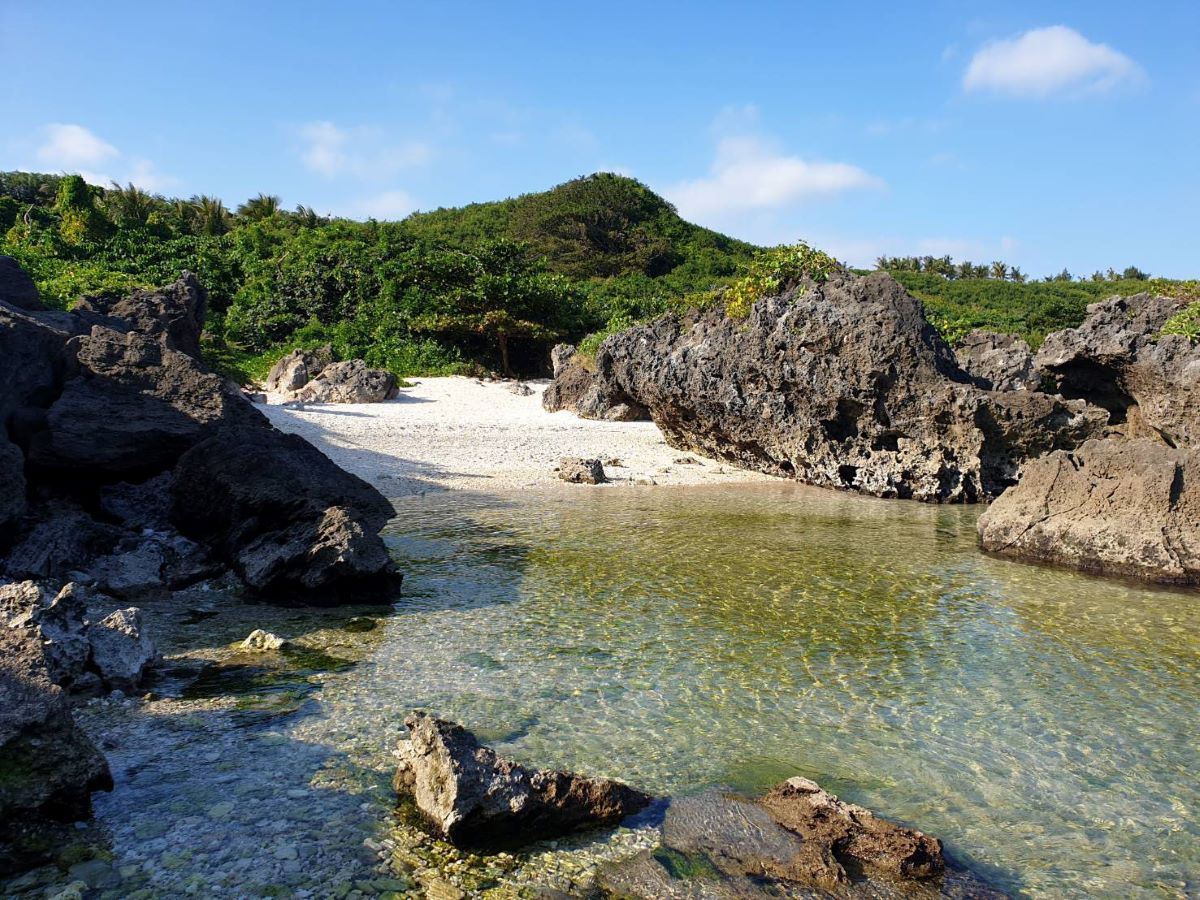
[[5, 483, 1197, 898], [361, 485, 1199, 897]]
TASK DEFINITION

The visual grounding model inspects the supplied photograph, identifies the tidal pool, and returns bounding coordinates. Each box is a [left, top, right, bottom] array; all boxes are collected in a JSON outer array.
[[5, 483, 1197, 898]]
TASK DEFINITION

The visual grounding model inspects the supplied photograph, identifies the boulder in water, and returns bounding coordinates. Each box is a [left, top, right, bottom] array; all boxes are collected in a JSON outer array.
[[393, 712, 651, 846], [979, 437, 1200, 583]]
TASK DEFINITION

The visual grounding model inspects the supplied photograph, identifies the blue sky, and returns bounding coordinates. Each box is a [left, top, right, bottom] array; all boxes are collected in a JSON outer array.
[[2, 1, 1197, 277]]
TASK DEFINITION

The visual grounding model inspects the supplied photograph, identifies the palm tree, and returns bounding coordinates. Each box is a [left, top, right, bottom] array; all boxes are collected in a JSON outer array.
[[237, 193, 281, 221], [1009, 266, 1027, 283], [292, 204, 325, 228], [103, 182, 158, 227], [191, 195, 232, 236], [989, 261, 1008, 280]]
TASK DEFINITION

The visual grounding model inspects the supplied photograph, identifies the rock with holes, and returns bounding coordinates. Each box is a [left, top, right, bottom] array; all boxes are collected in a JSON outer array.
[[954, 330, 1039, 392], [1036, 293, 1200, 448], [979, 438, 1200, 584], [543, 356, 650, 421], [393, 712, 651, 846], [593, 272, 1104, 501], [558, 457, 607, 484]]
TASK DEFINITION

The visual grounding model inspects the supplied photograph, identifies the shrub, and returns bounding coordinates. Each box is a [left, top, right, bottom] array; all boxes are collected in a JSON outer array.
[[724, 242, 841, 318]]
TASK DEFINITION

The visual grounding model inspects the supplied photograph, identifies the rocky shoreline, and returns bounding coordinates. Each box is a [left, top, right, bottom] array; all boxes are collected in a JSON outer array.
[[545, 272, 1199, 585]]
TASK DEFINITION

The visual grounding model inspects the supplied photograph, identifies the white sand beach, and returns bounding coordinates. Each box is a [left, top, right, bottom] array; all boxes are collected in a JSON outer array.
[[262, 376, 770, 495]]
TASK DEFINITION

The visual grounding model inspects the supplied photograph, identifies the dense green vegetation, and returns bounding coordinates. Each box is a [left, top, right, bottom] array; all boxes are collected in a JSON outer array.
[[2, 169, 1194, 382], [0, 172, 751, 378]]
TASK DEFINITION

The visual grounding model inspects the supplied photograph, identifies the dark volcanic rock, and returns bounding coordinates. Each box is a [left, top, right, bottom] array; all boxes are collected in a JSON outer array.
[[2, 502, 123, 582], [0, 626, 112, 873], [170, 425, 398, 600], [0, 436, 25, 539], [294, 358, 399, 403], [978, 438, 1200, 584], [595, 273, 1103, 501], [550, 342, 577, 377], [28, 326, 267, 480], [264, 344, 333, 394], [954, 330, 1039, 392], [543, 356, 649, 421], [1036, 293, 1199, 447], [0, 256, 43, 311], [0, 300, 74, 428], [558, 457, 607, 484], [73, 272, 208, 359], [393, 712, 651, 846]]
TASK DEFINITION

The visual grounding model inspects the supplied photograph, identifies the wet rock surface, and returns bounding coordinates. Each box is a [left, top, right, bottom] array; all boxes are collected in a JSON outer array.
[[979, 438, 1200, 583], [0, 626, 112, 875], [393, 712, 652, 846], [954, 330, 1039, 392], [592, 273, 1102, 501], [294, 358, 400, 404]]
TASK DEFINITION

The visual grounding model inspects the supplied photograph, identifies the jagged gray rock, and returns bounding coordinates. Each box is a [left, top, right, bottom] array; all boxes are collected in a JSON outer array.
[[393, 712, 651, 846], [170, 425, 399, 600], [0, 626, 112, 874], [954, 330, 1039, 391], [2, 502, 123, 582], [0, 436, 25, 538], [294, 358, 399, 403], [72, 272, 208, 359], [978, 438, 1200, 584], [542, 356, 649, 421], [1036, 293, 1199, 448], [264, 345, 333, 394], [0, 256, 43, 311], [28, 325, 267, 479], [550, 342, 577, 377], [87, 607, 157, 690], [593, 273, 1104, 501]]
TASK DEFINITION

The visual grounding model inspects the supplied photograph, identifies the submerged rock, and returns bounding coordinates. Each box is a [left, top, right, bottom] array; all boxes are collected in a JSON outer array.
[[294, 359, 399, 404], [954, 330, 1039, 392], [0, 626, 112, 874], [393, 712, 651, 846], [558, 457, 607, 484], [592, 273, 1103, 502], [170, 425, 399, 600], [978, 438, 1200, 584]]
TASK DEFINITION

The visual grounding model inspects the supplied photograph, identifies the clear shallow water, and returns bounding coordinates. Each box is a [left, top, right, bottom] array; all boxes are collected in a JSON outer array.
[[341, 484, 1198, 898], [4, 483, 1197, 898]]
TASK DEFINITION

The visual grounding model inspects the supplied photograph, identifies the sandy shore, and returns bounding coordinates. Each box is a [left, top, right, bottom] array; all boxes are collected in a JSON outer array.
[[261, 376, 770, 495]]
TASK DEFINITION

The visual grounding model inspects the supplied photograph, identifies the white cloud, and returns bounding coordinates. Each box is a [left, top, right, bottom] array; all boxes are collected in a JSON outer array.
[[963, 25, 1143, 98], [339, 189, 417, 220], [36, 124, 118, 168], [298, 121, 430, 179], [665, 133, 882, 221], [28, 124, 176, 192], [810, 234, 1020, 270]]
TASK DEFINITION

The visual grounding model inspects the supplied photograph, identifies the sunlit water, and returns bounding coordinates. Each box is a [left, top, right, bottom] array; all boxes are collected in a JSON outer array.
[[5, 484, 1197, 898]]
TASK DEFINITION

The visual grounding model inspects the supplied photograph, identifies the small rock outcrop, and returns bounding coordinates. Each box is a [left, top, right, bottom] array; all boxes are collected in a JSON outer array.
[[1, 581, 158, 693], [558, 457, 607, 484], [264, 345, 333, 394], [294, 358, 399, 404], [543, 356, 650, 422], [954, 330, 1039, 392], [0, 626, 112, 874], [1036, 293, 1199, 448], [393, 712, 651, 846], [240, 629, 288, 651], [593, 273, 1104, 501], [597, 777, 993, 899], [978, 438, 1199, 584], [550, 342, 577, 377], [170, 425, 399, 600], [0, 255, 43, 311], [72, 272, 208, 359]]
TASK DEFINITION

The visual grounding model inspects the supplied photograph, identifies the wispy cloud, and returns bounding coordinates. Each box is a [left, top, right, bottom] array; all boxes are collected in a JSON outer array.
[[298, 121, 431, 179], [334, 188, 418, 221], [31, 123, 176, 191], [963, 25, 1143, 98], [665, 132, 882, 221]]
